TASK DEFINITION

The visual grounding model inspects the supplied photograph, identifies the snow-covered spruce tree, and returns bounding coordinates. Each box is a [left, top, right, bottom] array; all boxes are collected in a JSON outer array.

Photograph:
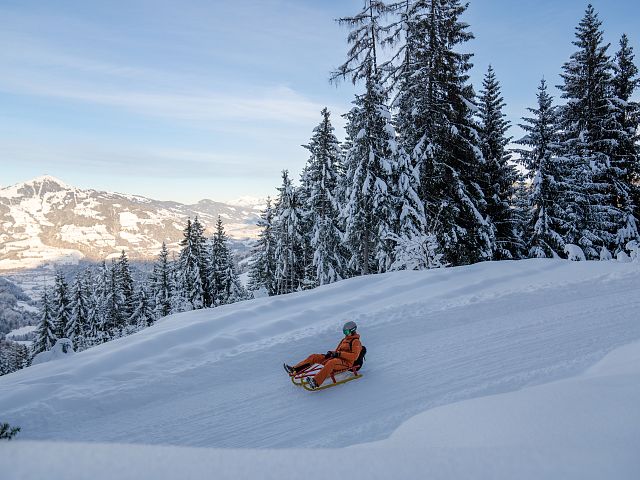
[[104, 259, 126, 334], [611, 33, 640, 247], [78, 269, 99, 348], [248, 198, 278, 296], [557, 5, 624, 258], [514, 79, 566, 258], [208, 217, 246, 305], [88, 261, 109, 343], [117, 250, 135, 322], [51, 271, 71, 340], [511, 177, 531, 259], [477, 65, 520, 259], [208, 216, 226, 306], [130, 282, 155, 327], [170, 257, 188, 314], [390, 0, 495, 266], [32, 286, 56, 356], [178, 217, 206, 310], [296, 165, 316, 288], [273, 171, 306, 293], [301, 108, 346, 285], [332, 0, 399, 274], [68, 272, 90, 349], [152, 242, 173, 318]]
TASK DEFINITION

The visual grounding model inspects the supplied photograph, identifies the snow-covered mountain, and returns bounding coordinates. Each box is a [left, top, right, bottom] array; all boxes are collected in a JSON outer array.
[[1, 259, 639, 478], [0, 176, 263, 271]]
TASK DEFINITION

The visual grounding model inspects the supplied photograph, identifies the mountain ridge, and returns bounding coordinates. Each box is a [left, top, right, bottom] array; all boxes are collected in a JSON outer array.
[[0, 176, 264, 271]]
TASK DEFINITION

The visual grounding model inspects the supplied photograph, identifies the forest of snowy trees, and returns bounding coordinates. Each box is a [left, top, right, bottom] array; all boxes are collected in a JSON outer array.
[[2, 2, 638, 376], [0, 216, 246, 376], [247, 1, 640, 294]]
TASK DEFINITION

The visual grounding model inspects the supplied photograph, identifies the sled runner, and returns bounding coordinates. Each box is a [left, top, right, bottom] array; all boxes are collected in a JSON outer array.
[[289, 363, 362, 391]]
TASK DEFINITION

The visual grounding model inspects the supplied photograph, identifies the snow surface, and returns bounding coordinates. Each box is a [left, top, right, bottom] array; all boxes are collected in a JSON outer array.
[[4, 339, 640, 479], [1, 259, 640, 478]]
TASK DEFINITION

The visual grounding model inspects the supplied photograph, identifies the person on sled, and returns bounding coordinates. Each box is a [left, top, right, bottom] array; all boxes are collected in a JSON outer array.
[[283, 321, 362, 389]]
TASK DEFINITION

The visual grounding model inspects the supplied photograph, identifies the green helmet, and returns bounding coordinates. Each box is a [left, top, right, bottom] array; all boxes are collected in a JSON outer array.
[[343, 321, 357, 336]]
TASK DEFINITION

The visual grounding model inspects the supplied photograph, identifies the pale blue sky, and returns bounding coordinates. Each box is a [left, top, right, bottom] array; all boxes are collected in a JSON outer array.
[[1, 0, 638, 203]]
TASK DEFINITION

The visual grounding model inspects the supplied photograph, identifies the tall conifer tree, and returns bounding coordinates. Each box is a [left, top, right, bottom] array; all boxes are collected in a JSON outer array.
[[51, 271, 71, 340], [248, 198, 278, 296], [392, 0, 495, 265], [178, 218, 205, 310], [153, 242, 173, 318], [515, 79, 567, 258], [273, 171, 306, 293], [33, 286, 56, 355], [68, 273, 90, 347], [558, 5, 621, 257], [302, 108, 345, 285], [332, 0, 399, 274], [477, 65, 520, 259], [611, 33, 640, 248], [117, 251, 135, 321]]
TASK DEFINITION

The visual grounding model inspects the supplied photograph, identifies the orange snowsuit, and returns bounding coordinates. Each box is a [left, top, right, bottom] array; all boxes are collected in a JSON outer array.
[[294, 333, 363, 386]]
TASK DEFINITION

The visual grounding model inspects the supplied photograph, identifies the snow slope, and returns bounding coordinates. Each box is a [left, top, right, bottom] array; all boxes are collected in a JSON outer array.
[[1, 259, 640, 477], [5, 339, 640, 479]]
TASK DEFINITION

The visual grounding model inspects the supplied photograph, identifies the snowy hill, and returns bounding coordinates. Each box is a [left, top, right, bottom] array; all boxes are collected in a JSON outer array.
[[1, 259, 640, 478], [0, 176, 263, 270]]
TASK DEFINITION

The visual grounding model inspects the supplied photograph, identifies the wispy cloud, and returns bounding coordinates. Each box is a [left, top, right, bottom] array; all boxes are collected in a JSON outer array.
[[0, 140, 282, 178], [0, 44, 340, 126], [0, 3, 348, 129]]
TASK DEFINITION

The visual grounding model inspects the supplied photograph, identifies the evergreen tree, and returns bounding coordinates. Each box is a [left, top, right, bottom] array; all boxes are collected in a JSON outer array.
[[557, 5, 622, 258], [104, 259, 125, 333], [208, 217, 246, 305], [68, 272, 90, 347], [296, 164, 316, 288], [117, 250, 135, 321], [153, 242, 173, 318], [392, 0, 495, 265], [302, 108, 345, 285], [89, 261, 109, 342], [178, 218, 205, 310], [477, 65, 520, 259], [81, 268, 101, 351], [170, 253, 189, 314], [514, 79, 566, 258], [611, 33, 640, 248], [273, 171, 306, 293], [33, 286, 56, 355], [130, 282, 155, 327], [248, 198, 278, 296], [209, 217, 230, 306], [332, 0, 399, 274], [51, 271, 71, 340]]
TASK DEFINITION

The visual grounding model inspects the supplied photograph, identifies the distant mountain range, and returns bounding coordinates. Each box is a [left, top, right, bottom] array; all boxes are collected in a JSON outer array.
[[0, 176, 264, 271]]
